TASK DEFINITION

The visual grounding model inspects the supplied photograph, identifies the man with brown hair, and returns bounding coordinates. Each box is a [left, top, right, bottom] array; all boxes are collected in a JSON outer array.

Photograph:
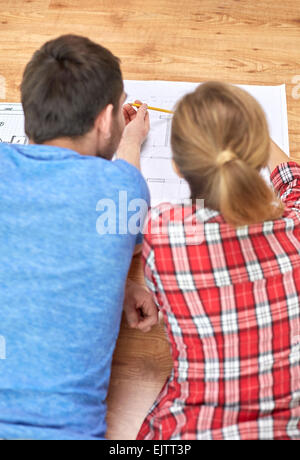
[[0, 35, 157, 440]]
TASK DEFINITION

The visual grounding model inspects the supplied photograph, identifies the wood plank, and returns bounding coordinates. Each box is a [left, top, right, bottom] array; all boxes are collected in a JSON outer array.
[[0, 0, 299, 440]]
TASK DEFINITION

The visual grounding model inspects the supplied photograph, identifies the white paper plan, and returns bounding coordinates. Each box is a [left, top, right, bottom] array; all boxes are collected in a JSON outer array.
[[0, 103, 28, 145], [124, 81, 289, 206], [0, 81, 289, 206]]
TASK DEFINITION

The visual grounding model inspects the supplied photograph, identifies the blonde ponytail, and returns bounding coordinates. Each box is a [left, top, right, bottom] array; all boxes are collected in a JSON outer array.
[[217, 154, 283, 225], [171, 82, 284, 226]]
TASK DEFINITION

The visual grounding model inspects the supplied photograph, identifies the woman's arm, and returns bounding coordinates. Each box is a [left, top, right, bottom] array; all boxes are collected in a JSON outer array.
[[269, 140, 300, 215], [268, 139, 291, 172]]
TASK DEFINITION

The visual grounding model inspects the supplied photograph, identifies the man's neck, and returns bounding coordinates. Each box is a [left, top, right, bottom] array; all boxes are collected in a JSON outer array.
[[30, 136, 97, 157]]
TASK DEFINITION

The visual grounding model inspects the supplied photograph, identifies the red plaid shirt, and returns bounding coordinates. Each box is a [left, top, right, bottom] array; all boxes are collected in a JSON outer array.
[[137, 162, 300, 440]]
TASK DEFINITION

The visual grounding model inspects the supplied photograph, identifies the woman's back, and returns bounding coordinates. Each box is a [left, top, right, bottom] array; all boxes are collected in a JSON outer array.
[[137, 161, 300, 440]]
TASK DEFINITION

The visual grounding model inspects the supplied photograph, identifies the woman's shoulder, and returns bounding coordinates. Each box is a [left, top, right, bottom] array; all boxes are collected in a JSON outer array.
[[145, 202, 226, 247], [147, 202, 223, 225]]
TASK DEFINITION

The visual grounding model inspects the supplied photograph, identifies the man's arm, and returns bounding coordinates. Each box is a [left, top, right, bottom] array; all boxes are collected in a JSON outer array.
[[133, 244, 142, 256], [118, 102, 156, 331], [116, 101, 150, 170]]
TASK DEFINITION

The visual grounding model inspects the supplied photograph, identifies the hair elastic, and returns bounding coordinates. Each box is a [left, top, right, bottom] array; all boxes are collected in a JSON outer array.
[[216, 149, 237, 167]]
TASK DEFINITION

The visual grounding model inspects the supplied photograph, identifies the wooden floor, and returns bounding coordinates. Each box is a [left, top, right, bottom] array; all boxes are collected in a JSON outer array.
[[0, 0, 299, 440]]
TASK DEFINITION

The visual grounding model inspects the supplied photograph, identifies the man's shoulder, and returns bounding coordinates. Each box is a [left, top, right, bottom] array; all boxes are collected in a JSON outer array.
[[110, 159, 149, 197], [111, 159, 144, 180], [0, 142, 15, 153]]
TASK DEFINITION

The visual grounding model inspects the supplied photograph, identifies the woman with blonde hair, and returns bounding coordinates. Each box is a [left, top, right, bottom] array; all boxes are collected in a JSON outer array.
[[137, 82, 300, 440]]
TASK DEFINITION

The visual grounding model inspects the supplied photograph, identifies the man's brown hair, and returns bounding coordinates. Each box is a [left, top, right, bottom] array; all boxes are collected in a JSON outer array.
[[21, 35, 123, 144]]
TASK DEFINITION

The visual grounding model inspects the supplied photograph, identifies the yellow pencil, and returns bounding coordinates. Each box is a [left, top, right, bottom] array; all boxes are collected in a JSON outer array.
[[130, 103, 174, 115]]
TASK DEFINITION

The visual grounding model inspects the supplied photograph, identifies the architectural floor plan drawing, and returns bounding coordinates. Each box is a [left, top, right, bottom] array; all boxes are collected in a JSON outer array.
[[0, 103, 28, 145], [124, 80, 290, 206], [0, 81, 289, 206]]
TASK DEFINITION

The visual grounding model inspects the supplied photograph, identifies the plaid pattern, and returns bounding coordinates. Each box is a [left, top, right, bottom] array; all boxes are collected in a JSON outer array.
[[137, 162, 300, 440]]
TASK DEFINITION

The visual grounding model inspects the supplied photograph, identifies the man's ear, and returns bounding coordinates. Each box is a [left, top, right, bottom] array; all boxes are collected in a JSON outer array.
[[95, 104, 114, 139], [172, 159, 184, 178]]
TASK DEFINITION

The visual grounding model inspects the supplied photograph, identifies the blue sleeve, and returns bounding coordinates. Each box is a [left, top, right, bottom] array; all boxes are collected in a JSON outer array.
[[135, 172, 150, 245], [113, 160, 150, 246]]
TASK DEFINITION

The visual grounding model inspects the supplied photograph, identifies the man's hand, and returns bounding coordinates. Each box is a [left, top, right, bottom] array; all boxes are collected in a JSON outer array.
[[117, 100, 150, 169], [123, 279, 158, 333], [122, 99, 150, 145]]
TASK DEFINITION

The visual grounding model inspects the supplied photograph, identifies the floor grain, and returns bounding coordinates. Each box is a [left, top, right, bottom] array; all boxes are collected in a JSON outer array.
[[0, 0, 299, 440]]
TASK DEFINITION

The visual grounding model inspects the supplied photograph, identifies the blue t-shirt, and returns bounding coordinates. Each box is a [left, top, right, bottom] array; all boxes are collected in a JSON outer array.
[[0, 143, 150, 440]]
